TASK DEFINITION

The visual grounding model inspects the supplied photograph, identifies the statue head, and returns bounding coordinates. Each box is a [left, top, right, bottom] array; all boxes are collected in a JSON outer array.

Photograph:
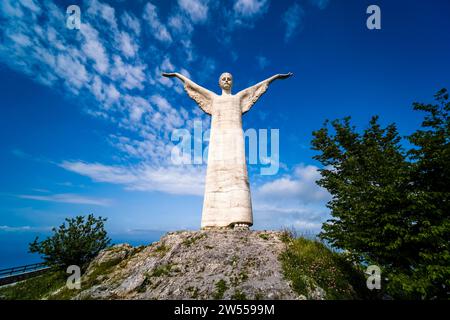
[[219, 72, 233, 91]]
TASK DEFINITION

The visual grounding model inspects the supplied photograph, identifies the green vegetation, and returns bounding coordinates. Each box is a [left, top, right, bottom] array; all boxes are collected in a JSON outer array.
[[280, 227, 297, 243], [85, 259, 122, 287], [230, 270, 249, 287], [231, 289, 247, 300], [151, 264, 173, 277], [280, 237, 369, 299], [136, 273, 152, 293], [187, 286, 199, 298], [153, 243, 170, 256], [239, 271, 248, 282], [254, 292, 264, 300], [213, 279, 228, 299], [182, 233, 207, 247], [29, 214, 111, 270], [0, 253, 125, 300], [0, 214, 114, 300], [50, 256, 123, 300], [229, 255, 239, 267], [0, 270, 66, 300], [312, 89, 450, 299], [258, 233, 270, 240]]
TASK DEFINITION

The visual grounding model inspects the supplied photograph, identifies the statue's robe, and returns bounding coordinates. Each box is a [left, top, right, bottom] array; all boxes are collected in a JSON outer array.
[[184, 81, 269, 228]]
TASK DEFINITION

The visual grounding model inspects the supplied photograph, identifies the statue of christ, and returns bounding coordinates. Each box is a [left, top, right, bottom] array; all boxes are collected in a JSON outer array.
[[162, 71, 293, 229]]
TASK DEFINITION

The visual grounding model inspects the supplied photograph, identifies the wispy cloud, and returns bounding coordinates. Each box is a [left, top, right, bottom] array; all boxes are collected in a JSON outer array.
[[143, 2, 173, 43], [282, 2, 305, 42], [309, 0, 330, 10], [0, 225, 32, 232], [253, 163, 331, 232], [0, 0, 326, 209], [178, 0, 209, 23], [87, 0, 118, 29], [256, 55, 270, 69], [121, 11, 141, 36], [31, 188, 51, 193], [11, 148, 29, 159], [233, 0, 269, 18], [10, 148, 52, 164], [59, 161, 205, 196], [18, 193, 112, 206], [0, 0, 211, 193], [256, 164, 330, 203], [0, 225, 53, 232]]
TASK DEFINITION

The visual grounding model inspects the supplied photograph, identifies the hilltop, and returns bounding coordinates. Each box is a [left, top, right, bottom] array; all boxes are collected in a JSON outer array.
[[0, 230, 369, 300]]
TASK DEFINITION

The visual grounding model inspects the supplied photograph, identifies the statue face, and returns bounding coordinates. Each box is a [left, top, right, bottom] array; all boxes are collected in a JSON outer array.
[[219, 72, 233, 90]]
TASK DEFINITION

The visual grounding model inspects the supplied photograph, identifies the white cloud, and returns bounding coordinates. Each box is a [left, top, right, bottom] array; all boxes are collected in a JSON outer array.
[[180, 68, 191, 78], [60, 161, 205, 196], [9, 32, 32, 46], [253, 164, 331, 232], [0, 0, 210, 203], [0, 225, 55, 232], [143, 2, 173, 43], [150, 94, 184, 130], [55, 54, 90, 92], [0, 0, 308, 209], [168, 14, 194, 35], [89, 75, 121, 109], [283, 2, 304, 42], [86, 0, 118, 30], [110, 55, 146, 90], [119, 31, 139, 58], [234, 0, 269, 17], [106, 84, 120, 102], [215, 0, 270, 45], [151, 94, 172, 112], [256, 164, 330, 203], [18, 193, 112, 206], [253, 201, 328, 233], [256, 55, 269, 69], [19, 0, 41, 13], [155, 56, 177, 87], [121, 11, 141, 36], [181, 39, 196, 62], [121, 94, 152, 123], [81, 23, 110, 74], [309, 0, 330, 10], [0, 225, 31, 232], [178, 0, 209, 23]]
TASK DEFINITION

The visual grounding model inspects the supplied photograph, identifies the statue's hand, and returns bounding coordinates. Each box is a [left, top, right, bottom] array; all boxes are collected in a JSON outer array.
[[277, 72, 293, 80], [162, 72, 177, 78]]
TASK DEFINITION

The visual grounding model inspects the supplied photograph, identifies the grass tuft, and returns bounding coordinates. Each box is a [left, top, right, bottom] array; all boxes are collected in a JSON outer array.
[[0, 269, 66, 300], [182, 234, 207, 247], [213, 279, 228, 299], [280, 237, 368, 299]]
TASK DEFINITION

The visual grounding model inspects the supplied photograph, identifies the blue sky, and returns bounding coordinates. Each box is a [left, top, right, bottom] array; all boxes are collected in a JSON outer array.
[[0, 0, 449, 266]]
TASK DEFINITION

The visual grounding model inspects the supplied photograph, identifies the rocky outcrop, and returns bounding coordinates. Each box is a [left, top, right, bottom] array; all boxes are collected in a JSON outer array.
[[72, 230, 301, 300]]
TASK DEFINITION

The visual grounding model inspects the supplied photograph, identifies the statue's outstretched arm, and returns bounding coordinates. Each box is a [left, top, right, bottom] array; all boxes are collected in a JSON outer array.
[[162, 72, 215, 115], [238, 73, 293, 114], [260, 72, 294, 85]]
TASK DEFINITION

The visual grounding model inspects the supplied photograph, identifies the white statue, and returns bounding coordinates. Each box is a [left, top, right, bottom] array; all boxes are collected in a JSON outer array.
[[162, 71, 293, 229]]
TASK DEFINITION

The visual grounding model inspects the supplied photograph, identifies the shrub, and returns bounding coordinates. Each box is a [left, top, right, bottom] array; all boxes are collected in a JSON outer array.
[[29, 214, 111, 270]]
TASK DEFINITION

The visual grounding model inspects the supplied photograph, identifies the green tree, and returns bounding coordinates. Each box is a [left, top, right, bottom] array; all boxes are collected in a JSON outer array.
[[29, 214, 111, 270], [402, 88, 450, 299], [311, 89, 449, 299]]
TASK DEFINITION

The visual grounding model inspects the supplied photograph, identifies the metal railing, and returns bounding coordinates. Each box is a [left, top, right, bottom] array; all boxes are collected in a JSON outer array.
[[0, 262, 48, 278]]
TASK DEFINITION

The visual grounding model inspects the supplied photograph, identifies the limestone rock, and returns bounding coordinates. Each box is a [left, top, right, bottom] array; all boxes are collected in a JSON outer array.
[[71, 230, 304, 300]]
